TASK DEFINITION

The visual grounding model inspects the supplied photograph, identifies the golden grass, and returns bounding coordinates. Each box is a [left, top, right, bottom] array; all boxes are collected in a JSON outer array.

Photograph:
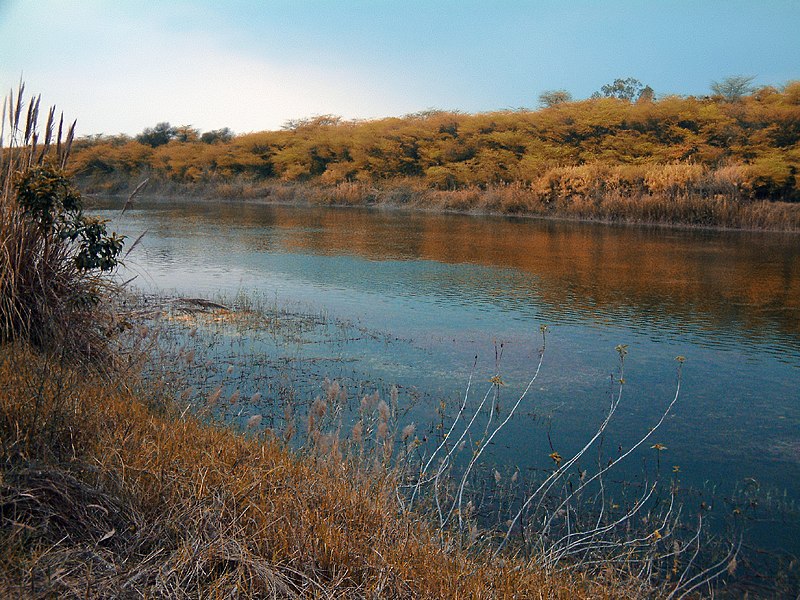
[[212, 175, 800, 231], [75, 155, 800, 231], [0, 343, 638, 598], [0, 84, 712, 597]]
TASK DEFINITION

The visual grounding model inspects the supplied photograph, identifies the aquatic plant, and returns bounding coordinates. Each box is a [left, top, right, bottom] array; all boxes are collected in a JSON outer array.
[[394, 326, 740, 596], [0, 326, 624, 598], [124, 291, 747, 597]]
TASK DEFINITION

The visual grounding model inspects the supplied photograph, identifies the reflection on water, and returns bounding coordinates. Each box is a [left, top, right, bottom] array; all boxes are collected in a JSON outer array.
[[103, 200, 800, 357], [94, 197, 800, 554]]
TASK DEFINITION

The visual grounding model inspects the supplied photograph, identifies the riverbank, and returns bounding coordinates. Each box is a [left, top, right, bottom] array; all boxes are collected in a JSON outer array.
[[79, 175, 800, 232], [1, 334, 647, 598], [70, 88, 800, 232]]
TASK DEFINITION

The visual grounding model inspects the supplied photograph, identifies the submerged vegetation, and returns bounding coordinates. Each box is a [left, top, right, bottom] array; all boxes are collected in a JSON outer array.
[[72, 78, 800, 229]]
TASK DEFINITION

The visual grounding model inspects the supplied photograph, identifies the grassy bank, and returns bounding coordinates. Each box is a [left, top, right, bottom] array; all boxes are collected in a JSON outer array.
[[2, 342, 629, 598], [10, 325, 705, 598]]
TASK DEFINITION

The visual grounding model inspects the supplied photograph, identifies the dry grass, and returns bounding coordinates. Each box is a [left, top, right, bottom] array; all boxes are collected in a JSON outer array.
[[0, 84, 720, 598], [0, 197, 119, 357], [116, 168, 800, 232], [0, 344, 637, 599]]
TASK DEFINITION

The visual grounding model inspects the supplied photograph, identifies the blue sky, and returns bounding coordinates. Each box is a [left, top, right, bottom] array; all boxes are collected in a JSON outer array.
[[1, 0, 798, 137]]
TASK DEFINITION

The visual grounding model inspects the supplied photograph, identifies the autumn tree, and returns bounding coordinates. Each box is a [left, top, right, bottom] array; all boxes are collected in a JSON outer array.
[[636, 85, 655, 103], [174, 125, 200, 143], [66, 80, 800, 203]]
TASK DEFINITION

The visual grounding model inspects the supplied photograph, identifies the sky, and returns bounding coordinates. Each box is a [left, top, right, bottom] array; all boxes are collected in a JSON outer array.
[[1, 0, 798, 137]]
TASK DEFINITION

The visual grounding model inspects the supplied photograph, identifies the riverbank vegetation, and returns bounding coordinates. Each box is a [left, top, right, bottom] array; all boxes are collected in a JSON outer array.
[[71, 78, 800, 230], [5, 341, 638, 598]]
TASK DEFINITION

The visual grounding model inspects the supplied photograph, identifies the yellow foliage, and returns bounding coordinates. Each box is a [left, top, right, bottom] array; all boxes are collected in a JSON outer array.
[[643, 163, 705, 196], [69, 81, 800, 205]]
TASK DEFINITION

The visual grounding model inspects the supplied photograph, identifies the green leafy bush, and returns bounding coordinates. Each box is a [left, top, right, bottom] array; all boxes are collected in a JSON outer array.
[[15, 164, 124, 272]]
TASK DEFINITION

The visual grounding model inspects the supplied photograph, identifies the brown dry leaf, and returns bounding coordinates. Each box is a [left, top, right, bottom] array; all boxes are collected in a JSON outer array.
[[98, 528, 116, 544], [727, 557, 737, 575]]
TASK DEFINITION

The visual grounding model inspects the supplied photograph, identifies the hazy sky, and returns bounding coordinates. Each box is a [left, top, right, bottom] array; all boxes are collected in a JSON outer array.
[[1, 0, 798, 137]]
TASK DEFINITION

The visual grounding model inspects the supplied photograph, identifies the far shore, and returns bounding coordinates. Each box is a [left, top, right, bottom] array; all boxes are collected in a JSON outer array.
[[80, 176, 800, 234]]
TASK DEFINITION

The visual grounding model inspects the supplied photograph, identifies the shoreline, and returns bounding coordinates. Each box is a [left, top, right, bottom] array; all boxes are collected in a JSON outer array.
[[81, 177, 800, 234]]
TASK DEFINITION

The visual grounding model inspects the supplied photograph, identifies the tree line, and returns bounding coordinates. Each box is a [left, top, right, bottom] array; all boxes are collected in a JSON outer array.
[[70, 77, 800, 203]]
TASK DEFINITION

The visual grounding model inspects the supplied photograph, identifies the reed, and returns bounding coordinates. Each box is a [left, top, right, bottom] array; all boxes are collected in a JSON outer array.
[[1, 290, 747, 597], [99, 171, 800, 231], [115, 293, 750, 597], [0, 84, 747, 597], [0, 85, 123, 362]]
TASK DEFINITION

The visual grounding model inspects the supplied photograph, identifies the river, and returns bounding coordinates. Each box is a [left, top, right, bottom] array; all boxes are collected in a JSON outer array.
[[94, 197, 800, 561]]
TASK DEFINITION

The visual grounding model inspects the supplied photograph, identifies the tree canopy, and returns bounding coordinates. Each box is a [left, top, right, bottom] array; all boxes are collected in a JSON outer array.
[[592, 78, 650, 102], [136, 122, 177, 147], [711, 75, 756, 102], [538, 90, 573, 108]]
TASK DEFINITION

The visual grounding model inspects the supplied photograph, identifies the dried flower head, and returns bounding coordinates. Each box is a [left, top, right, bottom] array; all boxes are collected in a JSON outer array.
[[351, 420, 363, 443], [207, 386, 223, 406], [325, 379, 340, 403], [377, 421, 388, 440], [378, 400, 390, 422], [312, 397, 327, 419]]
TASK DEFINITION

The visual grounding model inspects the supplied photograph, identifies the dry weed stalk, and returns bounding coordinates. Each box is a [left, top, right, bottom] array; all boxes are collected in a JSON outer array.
[[402, 332, 736, 596], [119, 290, 742, 596], [1, 344, 619, 599]]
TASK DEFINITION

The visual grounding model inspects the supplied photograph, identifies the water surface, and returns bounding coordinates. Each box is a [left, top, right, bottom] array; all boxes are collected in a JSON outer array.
[[96, 198, 800, 554]]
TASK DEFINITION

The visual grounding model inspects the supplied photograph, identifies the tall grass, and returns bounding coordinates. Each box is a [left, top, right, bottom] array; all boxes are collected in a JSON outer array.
[[1, 293, 746, 597], [0, 85, 744, 597], [126, 171, 800, 231], [0, 86, 617, 598], [295, 165, 800, 230], [0, 85, 121, 361]]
